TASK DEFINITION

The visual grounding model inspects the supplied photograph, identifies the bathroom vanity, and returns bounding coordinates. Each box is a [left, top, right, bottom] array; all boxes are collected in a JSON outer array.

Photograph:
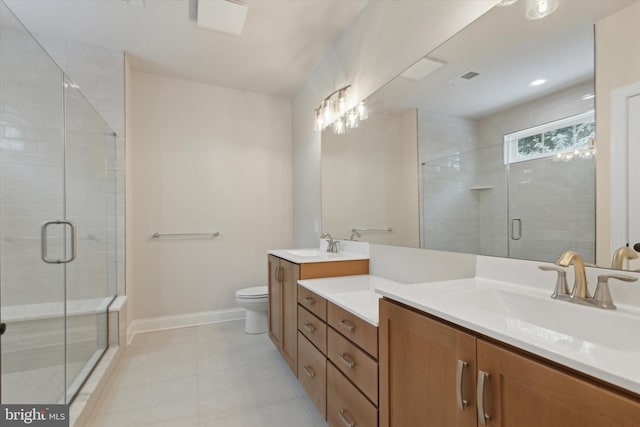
[[279, 254, 640, 427], [266, 249, 369, 374], [379, 299, 640, 427]]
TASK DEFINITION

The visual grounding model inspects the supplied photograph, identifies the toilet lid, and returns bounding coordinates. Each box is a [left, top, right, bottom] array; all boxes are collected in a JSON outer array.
[[236, 286, 268, 299]]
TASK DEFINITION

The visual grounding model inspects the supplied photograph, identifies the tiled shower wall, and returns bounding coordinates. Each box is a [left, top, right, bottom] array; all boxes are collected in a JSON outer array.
[[0, 23, 125, 306], [419, 81, 595, 263], [35, 33, 125, 297]]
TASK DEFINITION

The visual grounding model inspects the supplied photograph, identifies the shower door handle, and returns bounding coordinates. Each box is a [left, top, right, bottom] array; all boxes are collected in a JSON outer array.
[[41, 220, 77, 264], [511, 218, 522, 240]]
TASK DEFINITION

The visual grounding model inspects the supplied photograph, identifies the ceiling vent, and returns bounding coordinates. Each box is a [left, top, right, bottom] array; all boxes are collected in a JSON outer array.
[[197, 0, 248, 36], [461, 71, 480, 80], [446, 71, 480, 87]]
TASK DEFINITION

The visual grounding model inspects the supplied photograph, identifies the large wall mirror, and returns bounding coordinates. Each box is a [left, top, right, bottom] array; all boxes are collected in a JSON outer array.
[[322, 0, 636, 268]]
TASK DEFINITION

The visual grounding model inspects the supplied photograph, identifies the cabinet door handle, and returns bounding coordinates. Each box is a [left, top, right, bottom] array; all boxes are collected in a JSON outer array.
[[456, 360, 469, 410], [338, 352, 355, 369], [338, 319, 355, 332], [278, 266, 284, 282], [274, 266, 280, 283], [303, 365, 315, 378], [303, 296, 315, 305], [477, 370, 491, 425], [337, 409, 355, 427], [303, 323, 316, 333]]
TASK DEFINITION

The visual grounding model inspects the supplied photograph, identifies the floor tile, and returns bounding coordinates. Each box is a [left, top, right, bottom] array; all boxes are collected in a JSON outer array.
[[84, 320, 328, 427]]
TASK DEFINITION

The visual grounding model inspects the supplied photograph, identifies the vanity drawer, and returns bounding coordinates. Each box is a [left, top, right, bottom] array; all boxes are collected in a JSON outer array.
[[328, 302, 378, 359], [298, 286, 327, 321], [327, 362, 378, 427], [328, 327, 378, 404], [298, 332, 327, 418], [298, 305, 327, 354]]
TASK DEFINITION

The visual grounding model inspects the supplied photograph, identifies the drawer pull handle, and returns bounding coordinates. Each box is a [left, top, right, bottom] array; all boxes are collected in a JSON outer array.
[[338, 352, 355, 369], [338, 319, 355, 332], [456, 360, 469, 410], [338, 409, 355, 427], [304, 296, 315, 305], [303, 365, 315, 378], [477, 370, 491, 425], [303, 323, 316, 333]]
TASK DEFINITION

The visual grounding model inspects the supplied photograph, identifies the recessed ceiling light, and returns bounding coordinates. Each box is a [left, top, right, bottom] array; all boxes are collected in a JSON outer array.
[[581, 93, 595, 100], [528, 79, 547, 87], [496, 0, 519, 6]]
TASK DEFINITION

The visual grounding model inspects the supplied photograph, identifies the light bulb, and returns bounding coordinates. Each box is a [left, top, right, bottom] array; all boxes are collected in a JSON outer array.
[[346, 109, 359, 129], [525, 0, 558, 20], [314, 108, 324, 131], [333, 117, 346, 134], [357, 101, 368, 121]]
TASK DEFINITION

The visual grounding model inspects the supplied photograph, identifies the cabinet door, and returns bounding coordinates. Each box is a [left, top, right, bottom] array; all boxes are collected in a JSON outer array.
[[477, 340, 640, 427], [280, 258, 300, 375], [379, 299, 476, 427], [268, 256, 283, 349]]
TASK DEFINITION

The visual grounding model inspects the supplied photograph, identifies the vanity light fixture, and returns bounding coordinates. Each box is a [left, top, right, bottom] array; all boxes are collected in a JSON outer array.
[[525, 0, 559, 20], [314, 85, 368, 134]]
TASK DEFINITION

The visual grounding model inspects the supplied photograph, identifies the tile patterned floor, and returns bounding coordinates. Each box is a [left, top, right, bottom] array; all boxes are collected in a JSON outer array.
[[85, 320, 327, 427]]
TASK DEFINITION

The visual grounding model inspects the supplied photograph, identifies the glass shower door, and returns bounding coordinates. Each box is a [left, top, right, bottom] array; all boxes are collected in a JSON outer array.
[[63, 78, 116, 399], [0, 3, 67, 403], [507, 154, 596, 263]]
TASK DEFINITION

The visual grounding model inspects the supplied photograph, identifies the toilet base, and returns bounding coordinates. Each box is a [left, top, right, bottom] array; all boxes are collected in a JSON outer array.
[[244, 309, 268, 334]]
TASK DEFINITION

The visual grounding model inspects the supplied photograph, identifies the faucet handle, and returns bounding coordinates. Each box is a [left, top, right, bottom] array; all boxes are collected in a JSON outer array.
[[593, 274, 638, 310], [539, 266, 569, 298]]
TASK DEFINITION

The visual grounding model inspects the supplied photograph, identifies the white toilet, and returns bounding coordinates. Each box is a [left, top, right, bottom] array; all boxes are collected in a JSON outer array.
[[235, 286, 269, 334]]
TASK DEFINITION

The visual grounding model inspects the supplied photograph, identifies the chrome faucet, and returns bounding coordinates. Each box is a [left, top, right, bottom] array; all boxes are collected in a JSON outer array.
[[611, 246, 639, 270], [556, 250, 590, 299], [320, 232, 338, 253]]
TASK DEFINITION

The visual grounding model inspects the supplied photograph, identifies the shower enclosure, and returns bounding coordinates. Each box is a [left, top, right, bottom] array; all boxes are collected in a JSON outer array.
[[0, 3, 117, 403], [420, 142, 596, 264]]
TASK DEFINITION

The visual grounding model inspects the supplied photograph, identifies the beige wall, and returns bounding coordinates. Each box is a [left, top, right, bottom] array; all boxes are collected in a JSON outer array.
[[292, 0, 498, 247], [322, 109, 419, 247], [127, 71, 292, 320], [595, 0, 640, 266]]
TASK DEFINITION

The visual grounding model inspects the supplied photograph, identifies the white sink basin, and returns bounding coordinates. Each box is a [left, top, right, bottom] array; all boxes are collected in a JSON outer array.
[[285, 249, 332, 257], [448, 288, 640, 352]]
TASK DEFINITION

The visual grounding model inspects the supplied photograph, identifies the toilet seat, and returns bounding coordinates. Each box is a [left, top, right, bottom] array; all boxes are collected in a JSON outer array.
[[236, 286, 268, 299]]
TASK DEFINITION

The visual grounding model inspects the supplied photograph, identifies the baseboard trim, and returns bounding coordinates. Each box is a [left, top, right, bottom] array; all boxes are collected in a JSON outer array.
[[126, 308, 246, 345]]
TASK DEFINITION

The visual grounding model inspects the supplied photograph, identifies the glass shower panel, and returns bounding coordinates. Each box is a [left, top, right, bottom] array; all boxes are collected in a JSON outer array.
[[0, 2, 66, 403], [63, 77, 116, 401], [507, 154, 596, 263], [420, 144, 508, 257]]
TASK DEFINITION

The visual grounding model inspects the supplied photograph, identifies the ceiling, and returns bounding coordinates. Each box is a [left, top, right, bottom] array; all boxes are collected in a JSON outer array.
[[372, 0, 635, 119], [4, 0, 368, 98]]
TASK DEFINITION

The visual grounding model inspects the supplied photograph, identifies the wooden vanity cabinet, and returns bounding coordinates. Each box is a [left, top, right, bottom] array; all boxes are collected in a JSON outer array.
[[379, 298, 476, 427], [296, 284, 380, 426], [379, 298, 640, 427], [268, 254, 368, 375], [478, 340, 640, 427]]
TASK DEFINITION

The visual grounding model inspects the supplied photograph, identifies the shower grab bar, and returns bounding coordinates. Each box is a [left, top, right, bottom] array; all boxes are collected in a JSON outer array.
[[152, 232, 220, 239], [351, 227, 393, 233], [41, 220, 77, 264]]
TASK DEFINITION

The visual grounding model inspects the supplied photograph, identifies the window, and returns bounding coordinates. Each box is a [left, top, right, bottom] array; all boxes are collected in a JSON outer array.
[[503, 111, 595, 164]]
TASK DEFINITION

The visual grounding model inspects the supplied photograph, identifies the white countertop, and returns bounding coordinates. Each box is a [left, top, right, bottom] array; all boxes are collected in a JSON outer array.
[[376, 277, 640, 396], [268, 248, 369, 264], [296, 268, 640, 395], [297, 275, 396, 326]]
